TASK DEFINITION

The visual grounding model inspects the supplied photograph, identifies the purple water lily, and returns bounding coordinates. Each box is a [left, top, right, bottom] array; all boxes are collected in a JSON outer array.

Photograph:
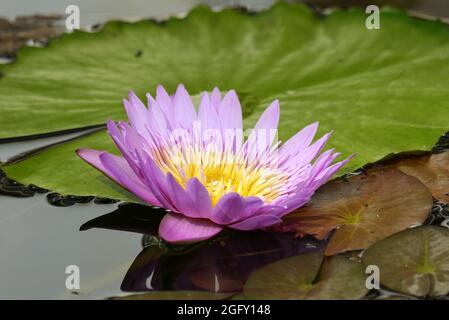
[[77, 84, 351, 244]]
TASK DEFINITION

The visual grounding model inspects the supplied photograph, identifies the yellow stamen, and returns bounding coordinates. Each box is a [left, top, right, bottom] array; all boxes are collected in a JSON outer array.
[[150, 145, 288, 206]]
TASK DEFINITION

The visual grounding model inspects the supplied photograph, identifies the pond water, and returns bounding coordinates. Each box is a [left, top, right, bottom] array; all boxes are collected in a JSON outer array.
[[0, 189, 327, 299], [2, 173, 446, 300], [1, 0, 449, 300], [0, 194, 136, 299]]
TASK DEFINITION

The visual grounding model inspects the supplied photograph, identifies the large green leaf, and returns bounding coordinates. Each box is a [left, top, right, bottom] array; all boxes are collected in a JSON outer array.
[[2, 130, 141, 201], [2, 3, 449, 198]]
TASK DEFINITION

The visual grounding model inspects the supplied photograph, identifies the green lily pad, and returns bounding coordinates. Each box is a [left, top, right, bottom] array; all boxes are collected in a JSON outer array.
[[362, 226, 449, 297], [243, 252, 368, 299], [280, 168, 433, 256], [2, 130, 140, 201], [109, 290, 233, 300], [2, 3, 449, 198]]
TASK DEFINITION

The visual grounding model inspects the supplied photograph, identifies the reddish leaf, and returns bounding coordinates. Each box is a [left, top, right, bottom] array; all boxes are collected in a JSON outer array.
[[280, 168, 433, 256], [375, 151, 449, 203]]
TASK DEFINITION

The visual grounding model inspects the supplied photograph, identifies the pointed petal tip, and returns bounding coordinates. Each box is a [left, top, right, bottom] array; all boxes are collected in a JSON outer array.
[[186, 176, 204, 188], [267, 99, 280, 112], [156, 85, 170, 98], [221, 89, 238, 101], [75, 148, 101, 160], [75, 148, 106, 172], [200, 91, 210, 102], [211, 87, 222, 97], [106, 119, 119, 133], [176, 83, 187, 93], [75, 147, 87, 157], [346, 153, 356, 161], [320, 130, 334, 142]]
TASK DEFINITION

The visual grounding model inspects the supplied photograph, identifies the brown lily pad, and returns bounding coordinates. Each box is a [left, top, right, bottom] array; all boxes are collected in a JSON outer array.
[[374, 151, 449, 204], [280, 168, 433, 256], [243, 252, 368, 300], [362, 226, 449, 297]]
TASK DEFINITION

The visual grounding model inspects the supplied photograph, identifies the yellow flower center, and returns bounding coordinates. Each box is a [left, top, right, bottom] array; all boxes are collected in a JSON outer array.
[[150, 143, 289, 205]]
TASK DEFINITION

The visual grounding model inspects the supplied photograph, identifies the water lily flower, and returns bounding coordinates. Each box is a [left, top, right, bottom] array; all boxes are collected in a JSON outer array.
[[77, 84, 351, 244]]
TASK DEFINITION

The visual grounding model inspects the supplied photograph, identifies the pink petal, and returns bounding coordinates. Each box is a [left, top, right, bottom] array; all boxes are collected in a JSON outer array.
[[165, 175, 213, 218], [313, 155, 354, 186], [135, 151, 177, 212], [212, 193, 264, 225], [106, 120, 142, 175], [275, 189, 316, 217], [156, 85, 174, 127], [210, 87, 222, 111], [252, 99, 280, 134], [198, 92, 221, 131], [76, 148, 161, 206], [279, 122, 319, 161], [159, 213, 223, 244], [146, 94, 168, 134], [173, 84, 197, 129], [246, 99, 280, 160], [218, 90, 242, 130], [308, 149, 340, 180], [123, 91, 150, 136], [282, 132, 333, 170], [228, 214, 281, 231], [185, 178, 214, 218]]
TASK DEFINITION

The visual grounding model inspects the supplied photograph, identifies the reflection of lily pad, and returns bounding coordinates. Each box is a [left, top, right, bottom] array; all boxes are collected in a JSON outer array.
[[2, 3, 449, 199], [110, 291, 233, 300], [243, 252, 368, 299], [362, 226, 449, 297], [80, 203, 165, 235], [280, 168, 433, 255]]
